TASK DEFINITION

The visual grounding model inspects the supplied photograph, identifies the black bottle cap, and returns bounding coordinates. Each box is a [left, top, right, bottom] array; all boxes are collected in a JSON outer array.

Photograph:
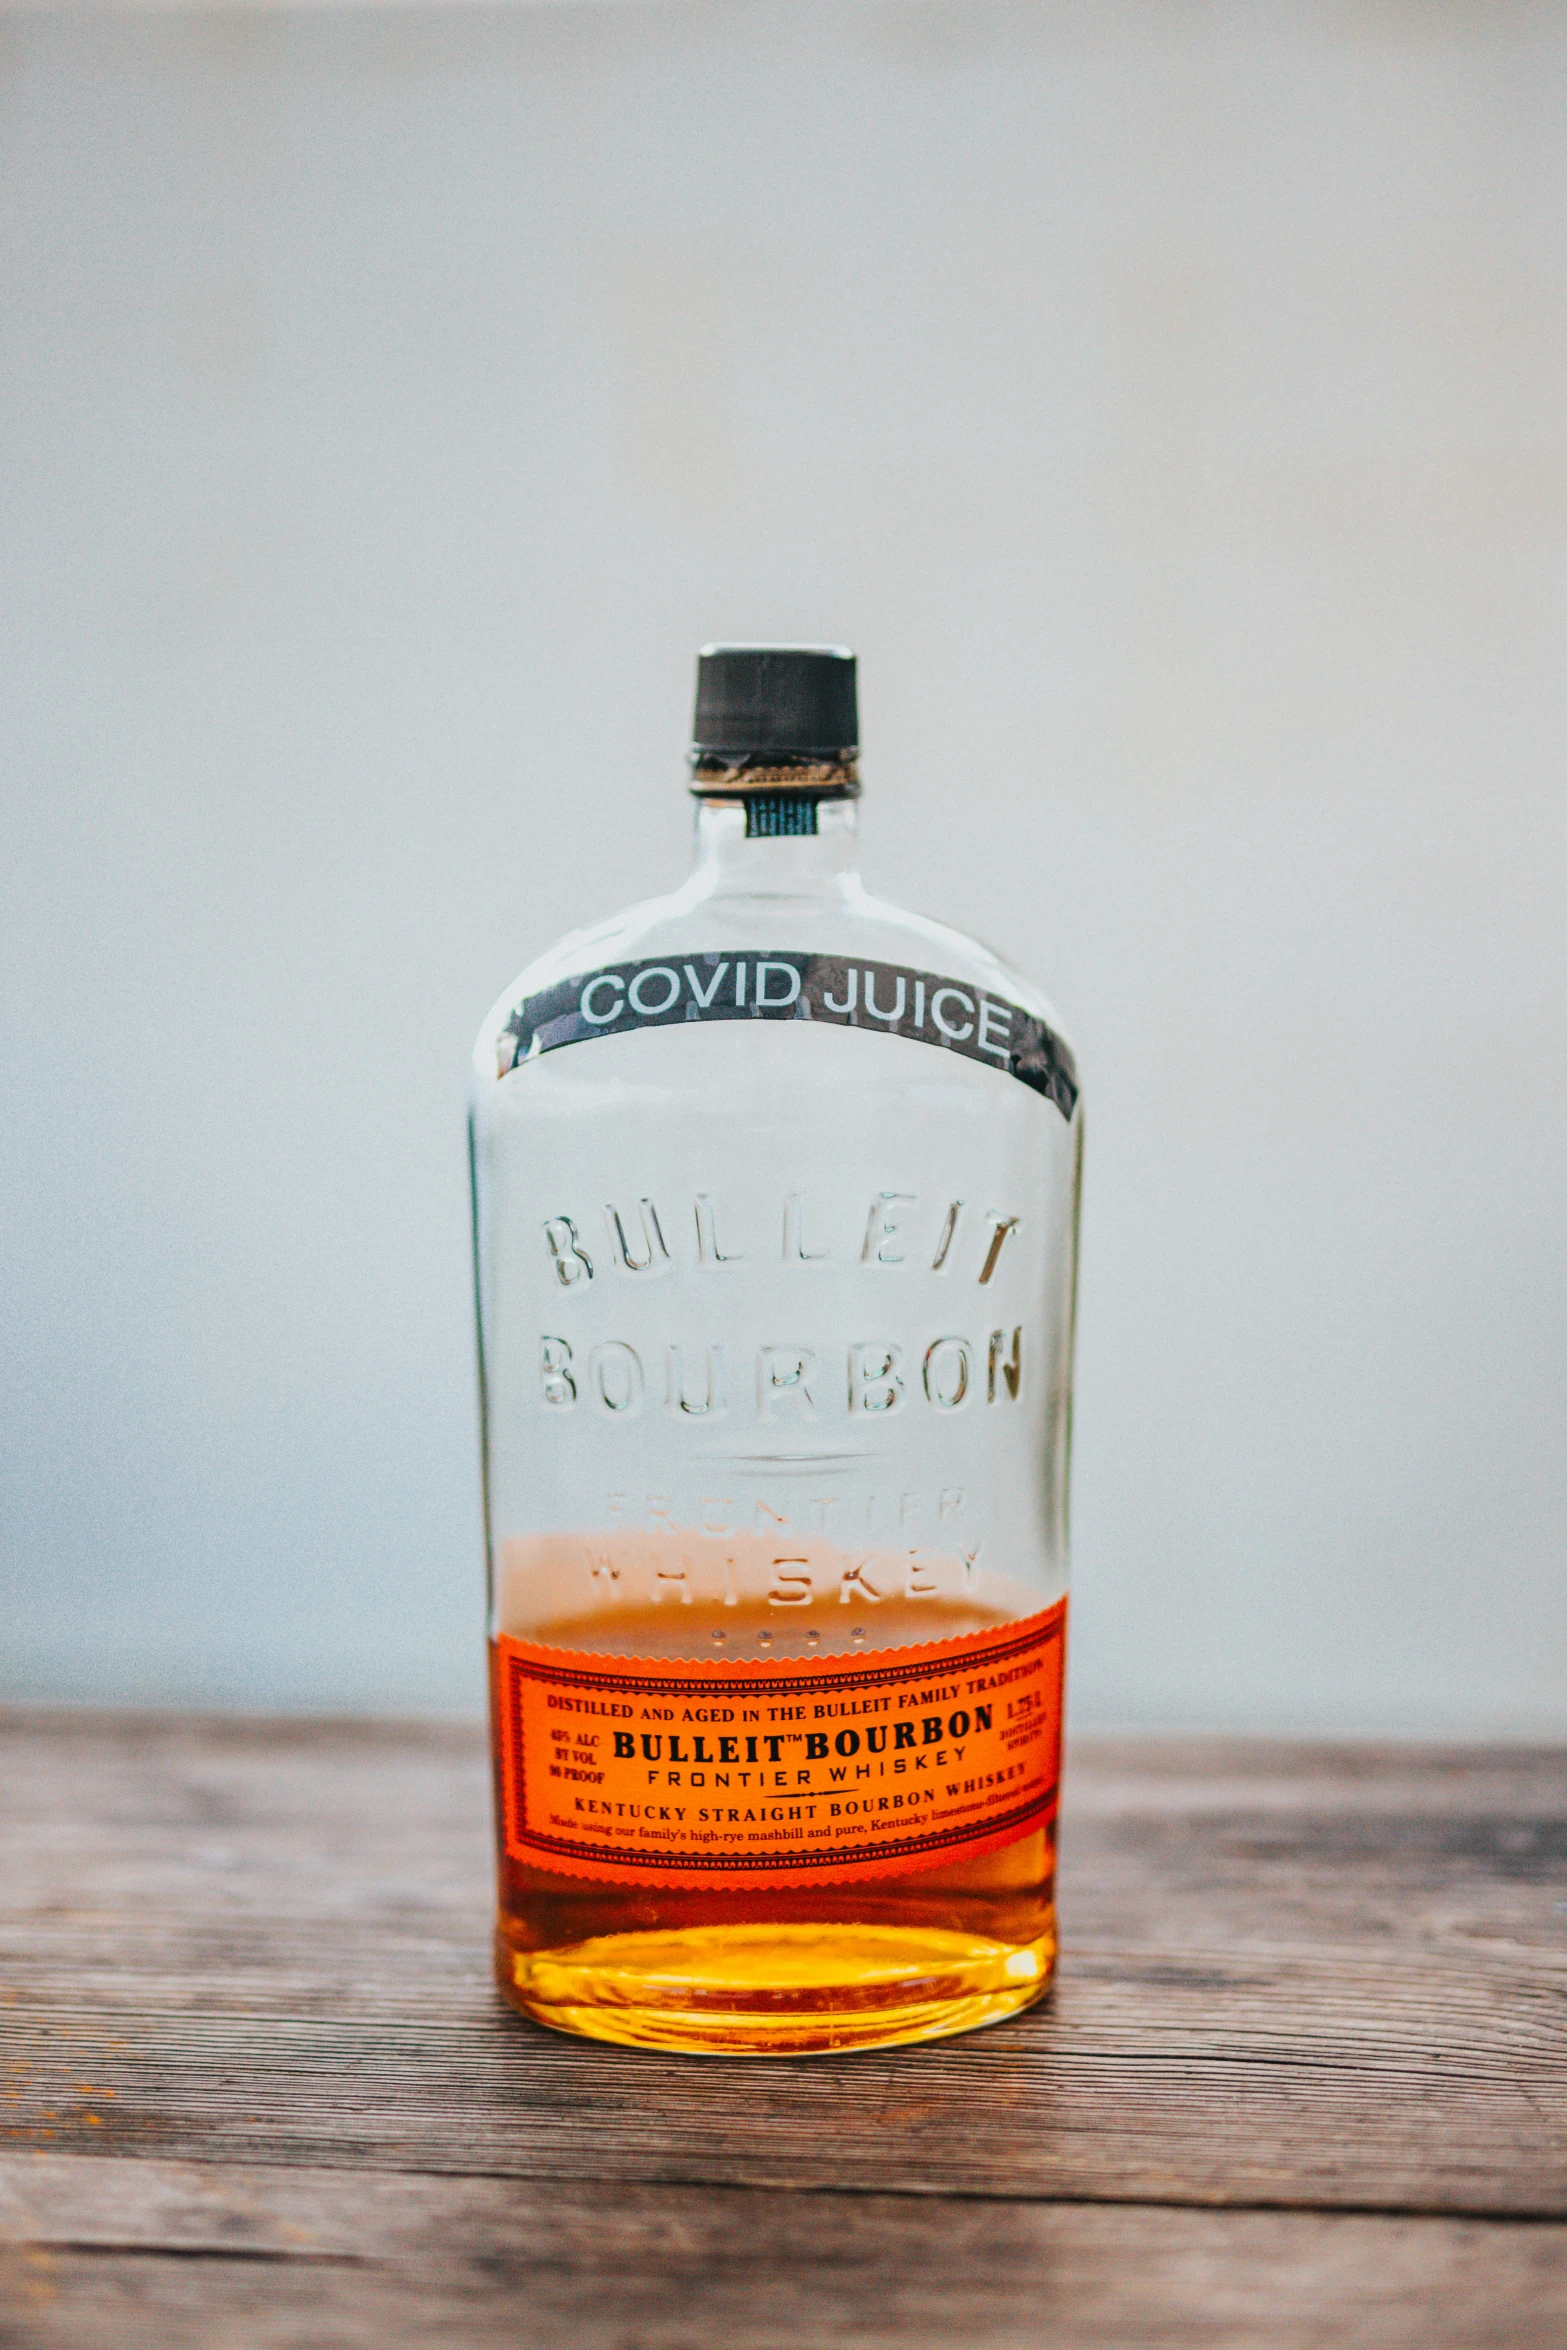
[[691, 644, 858, 772]]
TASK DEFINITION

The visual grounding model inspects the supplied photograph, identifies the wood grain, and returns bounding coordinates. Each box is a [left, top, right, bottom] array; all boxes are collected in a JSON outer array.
[[3, 2155, 1566, 2350], [2, 1710, 1565, 2343], [3, 1713, 1563, 2213]]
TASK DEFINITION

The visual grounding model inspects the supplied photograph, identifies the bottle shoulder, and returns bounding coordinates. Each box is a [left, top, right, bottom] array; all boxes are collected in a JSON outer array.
[[472, 879, 1075, 1085], [844, 888, 1072, 1044]]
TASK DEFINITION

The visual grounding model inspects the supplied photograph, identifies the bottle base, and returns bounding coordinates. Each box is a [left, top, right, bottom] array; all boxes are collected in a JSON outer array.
[[495, 1920, 1054, 2055]]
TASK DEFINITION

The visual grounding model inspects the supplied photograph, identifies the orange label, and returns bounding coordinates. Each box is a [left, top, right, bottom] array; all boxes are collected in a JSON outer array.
[[493, 1600, 1065, 1887]]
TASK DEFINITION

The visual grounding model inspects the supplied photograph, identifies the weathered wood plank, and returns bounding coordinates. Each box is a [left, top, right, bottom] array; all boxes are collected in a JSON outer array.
[[2, 1713, 1564, 2215], [3, 1952, 1563, 2212], [6, 1714, 1563, 1966], [2, 2155, 1565, 2350]]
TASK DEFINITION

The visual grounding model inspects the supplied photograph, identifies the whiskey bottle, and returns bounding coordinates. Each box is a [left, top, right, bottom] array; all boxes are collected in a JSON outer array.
[[470, 645, 1081, 2054]]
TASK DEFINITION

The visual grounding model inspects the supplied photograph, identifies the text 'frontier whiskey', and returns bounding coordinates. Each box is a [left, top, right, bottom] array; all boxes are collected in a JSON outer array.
[[470, 646, 1082, 2054]]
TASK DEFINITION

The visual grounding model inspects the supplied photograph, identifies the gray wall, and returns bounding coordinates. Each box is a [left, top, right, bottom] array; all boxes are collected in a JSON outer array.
[[4, 2, 1565, 1731]]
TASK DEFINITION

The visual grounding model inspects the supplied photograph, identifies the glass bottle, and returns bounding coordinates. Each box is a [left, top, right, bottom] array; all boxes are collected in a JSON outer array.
[[470, 646, 1081, 2054]]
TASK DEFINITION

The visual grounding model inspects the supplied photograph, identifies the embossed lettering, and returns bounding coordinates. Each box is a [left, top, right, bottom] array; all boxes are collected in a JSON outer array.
[[987, 1327, 1022, 1402], [666, 1343, 725, 1418], [977, 1213, 1021, 1285], [930, 1200, 963, 1272], [543, 1215, 594, 1289], [604, 1199, 671, 1276], [862, 1191, 915, 1265], [922, 1336, 972, 1410], [768, 1562, 813, 1606], [653, 1557, 692, 1604], [590, 1341, 644, 1415], [540, 1336, 576, 1408], [585, 1542, 620, 1591], [838, 1557, 888, 1604], [783, 1192, 827, 1263], [849, 1342, 904, 1414], [694, 1193, 746, 1267], [758, 1347, 818, 1421]]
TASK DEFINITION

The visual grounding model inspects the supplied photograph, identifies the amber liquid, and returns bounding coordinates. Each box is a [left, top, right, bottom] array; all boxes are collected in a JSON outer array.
[[491, 1593, 1057, 2055]]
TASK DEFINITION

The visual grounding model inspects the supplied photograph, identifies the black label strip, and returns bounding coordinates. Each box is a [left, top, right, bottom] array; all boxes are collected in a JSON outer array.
[[498, 952, 1078, 1118]]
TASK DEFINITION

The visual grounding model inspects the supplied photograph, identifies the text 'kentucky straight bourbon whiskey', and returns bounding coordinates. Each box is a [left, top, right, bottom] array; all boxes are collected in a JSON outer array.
[[470, 647, 1082, 2053]]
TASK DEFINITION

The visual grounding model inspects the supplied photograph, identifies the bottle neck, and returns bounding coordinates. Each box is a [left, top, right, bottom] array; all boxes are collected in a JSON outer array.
[[688, 794, 862, 900]]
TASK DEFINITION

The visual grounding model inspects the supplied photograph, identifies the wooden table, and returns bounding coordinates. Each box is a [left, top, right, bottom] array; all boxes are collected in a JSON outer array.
[[1, 1712, 1563, 2346]]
